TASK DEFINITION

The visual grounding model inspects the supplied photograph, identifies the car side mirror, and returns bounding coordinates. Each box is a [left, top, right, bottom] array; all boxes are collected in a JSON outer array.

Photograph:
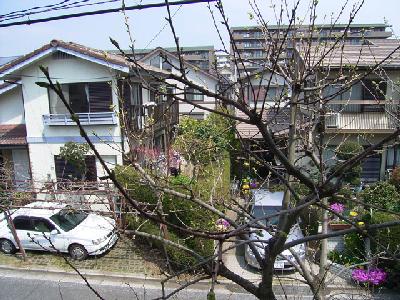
[[50, 229, 59, 235]]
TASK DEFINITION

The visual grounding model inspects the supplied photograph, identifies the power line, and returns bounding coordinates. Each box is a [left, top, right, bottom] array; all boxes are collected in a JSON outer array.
[[1, 0, 121, 22], [0, 0, 216, 28]]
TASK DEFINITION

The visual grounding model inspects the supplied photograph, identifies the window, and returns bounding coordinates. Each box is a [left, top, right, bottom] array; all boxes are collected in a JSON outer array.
[[245, 85, 285, 103], [185, 87, 204, 101], [181, 112, 204, 120], [50, 209, 88, 232], [362, 79, 386, 100], [54, 155, 97, 181], [13, 216, 33, 231], [252, 205, 281, 227], [149, 55, 172, 71], [48, 82, 112, 114], [32, 218, 55, 233], [150, 56, 161, 68]]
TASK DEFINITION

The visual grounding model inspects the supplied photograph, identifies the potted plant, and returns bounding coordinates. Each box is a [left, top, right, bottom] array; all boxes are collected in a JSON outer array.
[[329, 220, 352, 230]]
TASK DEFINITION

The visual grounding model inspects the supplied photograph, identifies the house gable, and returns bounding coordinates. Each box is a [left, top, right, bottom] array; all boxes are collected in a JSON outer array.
[[0, 40, 131, 80]]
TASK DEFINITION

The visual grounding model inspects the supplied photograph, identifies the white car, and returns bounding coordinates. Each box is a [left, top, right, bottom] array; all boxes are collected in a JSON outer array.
[[245, 190, 306, 270], [0, 202, 118, 260]]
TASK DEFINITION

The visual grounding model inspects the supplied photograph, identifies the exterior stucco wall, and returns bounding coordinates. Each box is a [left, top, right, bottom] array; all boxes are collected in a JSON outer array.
[[141, 52, 218, 117], [28, 142, 122, 183], [0, 87, 24, 124], [4, 53, 125, 184]]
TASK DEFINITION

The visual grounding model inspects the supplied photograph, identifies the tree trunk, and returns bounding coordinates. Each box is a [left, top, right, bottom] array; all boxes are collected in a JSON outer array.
[[257, 259, 277, 300]]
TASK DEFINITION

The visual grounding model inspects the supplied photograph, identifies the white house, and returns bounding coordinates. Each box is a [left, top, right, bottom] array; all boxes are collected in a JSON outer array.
[[138, 47, 220, 120], [0, 40, 221, 186], [0, 40, 134, 186]]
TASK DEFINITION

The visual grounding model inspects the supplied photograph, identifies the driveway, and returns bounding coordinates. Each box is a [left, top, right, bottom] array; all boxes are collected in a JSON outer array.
[[0, 236, 160, 276]]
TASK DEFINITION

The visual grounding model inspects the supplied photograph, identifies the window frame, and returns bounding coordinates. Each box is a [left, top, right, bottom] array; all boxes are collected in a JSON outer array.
[[13, 216, 34, 231], [185, 87, 205, 101], [48, 81, 112, 114]]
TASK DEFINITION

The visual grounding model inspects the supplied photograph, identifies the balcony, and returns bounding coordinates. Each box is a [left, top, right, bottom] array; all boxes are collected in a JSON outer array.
[[43, 112, 117, 126], [325, 112, 399, 132]]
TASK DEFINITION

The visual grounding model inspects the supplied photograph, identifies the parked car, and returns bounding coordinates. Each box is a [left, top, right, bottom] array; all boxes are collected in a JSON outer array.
[[0, 202, 118, 260], [244, 190, 306, 270]]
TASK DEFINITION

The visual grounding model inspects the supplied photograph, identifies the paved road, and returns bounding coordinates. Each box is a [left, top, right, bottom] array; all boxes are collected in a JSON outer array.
[[0, 268, 317, 300]]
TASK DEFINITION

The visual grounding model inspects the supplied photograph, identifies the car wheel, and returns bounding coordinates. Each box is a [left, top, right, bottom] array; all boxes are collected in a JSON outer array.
[[69, 244, 88, 260], [0, 239, 16, 254]]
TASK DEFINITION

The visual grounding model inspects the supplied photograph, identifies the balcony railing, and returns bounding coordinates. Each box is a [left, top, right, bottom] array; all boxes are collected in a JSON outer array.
[[43, 112, 117, 126], [325, 112, 399, 131]]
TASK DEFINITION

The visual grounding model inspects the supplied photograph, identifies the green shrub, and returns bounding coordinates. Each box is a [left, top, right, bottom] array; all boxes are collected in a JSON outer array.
[[328, 248, 364, 266], [328, 232, 365, 266], [115, 165, 218, 270], [334, 142, 364, 185], [361, 181, 400, 212], [370, 212, 400, 255], [390, 167, 400, 191]]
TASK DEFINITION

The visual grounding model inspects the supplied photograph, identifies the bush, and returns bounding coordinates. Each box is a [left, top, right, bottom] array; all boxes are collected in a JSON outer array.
[[115, 165, 218, 270], [334, 142, 364, 185], [328, 232, 365, 266], [361, 181, 400, 212], [371, 212, 400, 290], [370, 212, 400, 255], [390, 167, 400, 190]]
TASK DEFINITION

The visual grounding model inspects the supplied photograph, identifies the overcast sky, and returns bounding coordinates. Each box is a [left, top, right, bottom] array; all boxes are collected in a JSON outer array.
[[0, 0, 399, 56]]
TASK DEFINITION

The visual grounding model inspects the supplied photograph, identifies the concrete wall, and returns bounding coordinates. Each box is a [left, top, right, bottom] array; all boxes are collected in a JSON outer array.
[[0, 87, 24, 124]]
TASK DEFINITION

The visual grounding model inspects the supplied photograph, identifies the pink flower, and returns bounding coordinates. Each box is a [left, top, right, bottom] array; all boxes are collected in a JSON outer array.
[[352, 269, 369, 283], [216, 218, 230, 228], [330, 203, 345, 214], [352, 268, 387, 285], [368, 268, 387, 285]]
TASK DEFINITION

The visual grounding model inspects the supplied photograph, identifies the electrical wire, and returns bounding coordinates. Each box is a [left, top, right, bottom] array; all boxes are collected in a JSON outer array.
[[0, 0, 216, 27]]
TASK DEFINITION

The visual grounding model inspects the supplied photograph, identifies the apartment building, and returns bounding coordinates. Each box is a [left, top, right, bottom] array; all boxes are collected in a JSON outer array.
[[230, 23, 392, 75], [303, 39, 400, 182]]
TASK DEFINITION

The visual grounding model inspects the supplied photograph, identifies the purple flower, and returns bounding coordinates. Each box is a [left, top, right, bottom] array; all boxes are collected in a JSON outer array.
[[216, 218, 230, 228], [330, 203, 345, 214], [368, 268, 387, 285], [352, 269, 369, 283], [352, 268, 387, 285]]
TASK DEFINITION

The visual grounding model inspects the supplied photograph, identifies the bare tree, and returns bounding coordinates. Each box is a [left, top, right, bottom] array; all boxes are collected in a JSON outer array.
[[32, 0, 400, 299]]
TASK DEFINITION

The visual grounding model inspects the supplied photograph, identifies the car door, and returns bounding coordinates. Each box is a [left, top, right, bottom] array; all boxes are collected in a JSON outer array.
[[31, 217, 66, 252], [12, 216, 38, 250]]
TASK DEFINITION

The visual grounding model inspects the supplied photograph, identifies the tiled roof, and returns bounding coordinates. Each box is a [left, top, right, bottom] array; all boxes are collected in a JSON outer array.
[[298, 39, 400, 68], [0, 124, 27, 146], [236, 108, 310, 139], [236, 108, 290, 139], [0, 39, 169, 77]]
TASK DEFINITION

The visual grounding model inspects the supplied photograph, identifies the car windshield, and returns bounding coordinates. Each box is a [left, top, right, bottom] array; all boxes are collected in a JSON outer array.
[[50, 208, 88, 232], [252, 205, 281, 226]]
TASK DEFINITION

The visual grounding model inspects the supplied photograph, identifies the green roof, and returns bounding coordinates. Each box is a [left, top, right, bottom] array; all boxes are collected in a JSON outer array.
[[231, 23, 390, 31]]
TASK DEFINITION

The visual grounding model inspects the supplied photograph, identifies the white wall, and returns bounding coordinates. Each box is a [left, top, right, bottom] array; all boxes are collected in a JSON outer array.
[[8, 52, 126, 184], [0, 87, 24, 124], [141, 51, 219, 118], [28, 142, 122, 183]]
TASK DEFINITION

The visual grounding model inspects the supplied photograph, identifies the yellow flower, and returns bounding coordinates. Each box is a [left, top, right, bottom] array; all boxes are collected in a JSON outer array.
[[357, 222, 365, 226], [349, 211, 358, 217], [242, 184, 250, 190]]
